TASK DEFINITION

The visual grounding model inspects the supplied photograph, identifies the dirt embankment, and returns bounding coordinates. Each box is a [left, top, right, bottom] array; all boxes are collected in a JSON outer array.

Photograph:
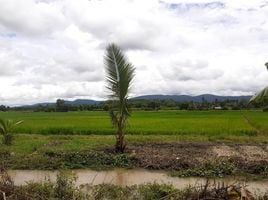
[[124, 143, 268, 173]]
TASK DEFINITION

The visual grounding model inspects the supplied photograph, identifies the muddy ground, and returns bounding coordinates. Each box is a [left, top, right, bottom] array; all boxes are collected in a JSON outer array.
[[121, 143, 268, 173]]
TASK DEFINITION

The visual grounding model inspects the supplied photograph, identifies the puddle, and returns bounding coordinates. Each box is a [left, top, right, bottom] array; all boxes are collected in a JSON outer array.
[[7, 169, 268, 193]]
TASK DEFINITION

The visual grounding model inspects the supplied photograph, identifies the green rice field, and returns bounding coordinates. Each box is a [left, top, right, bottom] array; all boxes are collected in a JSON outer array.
[[0, 110, 267, 137]]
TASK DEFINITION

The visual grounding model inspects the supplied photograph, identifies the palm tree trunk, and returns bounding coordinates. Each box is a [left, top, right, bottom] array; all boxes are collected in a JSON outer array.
[[115, 115, 125, 153], [115, 131, 125, 153]]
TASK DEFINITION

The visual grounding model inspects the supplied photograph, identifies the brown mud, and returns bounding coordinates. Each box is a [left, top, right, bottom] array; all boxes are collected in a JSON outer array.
[[118, 143, 268, 172]]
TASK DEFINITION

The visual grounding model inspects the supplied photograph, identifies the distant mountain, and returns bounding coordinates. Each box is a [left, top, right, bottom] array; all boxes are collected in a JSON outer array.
[[21, 94, 252, 107], [132, 94, 251, 103], [65, 99, 100, 105], [27, 99, 100, 107]]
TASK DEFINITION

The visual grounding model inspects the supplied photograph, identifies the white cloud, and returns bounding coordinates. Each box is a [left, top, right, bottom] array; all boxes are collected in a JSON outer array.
[[0, 0, 268, 105]]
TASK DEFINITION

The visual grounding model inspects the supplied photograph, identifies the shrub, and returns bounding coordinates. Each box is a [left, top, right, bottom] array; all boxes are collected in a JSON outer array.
[[171, 159, 235, 178], [55, 171, 82, 200], [263, 107, 268, 112], [138, 183, 178, 200]]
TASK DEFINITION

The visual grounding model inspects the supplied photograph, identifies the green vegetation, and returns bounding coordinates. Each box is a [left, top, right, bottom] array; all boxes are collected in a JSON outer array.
[[104, 43, 135, 152], [0, 110, 266, 136], [250, 62, 268, 108], [0, 170, 82, 199], [90, 183, 179, 200], [1, 171, 268, 200], [171, 159, 235, 178], [0, 118, 23, 145], [0, 110, 268, 178], [1, 134, 268, 178], [2, 134, 268, 157]]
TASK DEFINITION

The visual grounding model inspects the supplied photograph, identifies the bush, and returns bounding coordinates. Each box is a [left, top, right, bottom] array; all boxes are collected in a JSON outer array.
[[90, 184, 134, 199], [22, 181, 54, 199], [263, 107, 268, 112], [138, 183, 178, 200], [55, 171, 82, 200], [171, 159, 235, 178], [0, 149, 10, 161], [0, 170, 82, 200]]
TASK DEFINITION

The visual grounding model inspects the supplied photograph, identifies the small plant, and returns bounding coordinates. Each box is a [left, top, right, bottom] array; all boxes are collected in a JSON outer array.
[[54, 171, 82, 200], [171, 159, 235, 178], [113, 154, 131, 167], [138, 183, 178, 200], [0, 118, 23, 145]]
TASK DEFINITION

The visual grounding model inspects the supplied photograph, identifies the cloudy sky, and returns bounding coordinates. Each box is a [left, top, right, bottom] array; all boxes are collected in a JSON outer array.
[[0, 0, 268, 105]]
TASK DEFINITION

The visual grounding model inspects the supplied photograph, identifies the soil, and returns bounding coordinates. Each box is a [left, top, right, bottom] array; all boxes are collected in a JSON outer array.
[[123, 143, 268, 171]]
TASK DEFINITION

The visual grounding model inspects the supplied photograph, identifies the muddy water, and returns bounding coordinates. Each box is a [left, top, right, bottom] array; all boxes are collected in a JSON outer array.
[[7, 169, 268, 193]]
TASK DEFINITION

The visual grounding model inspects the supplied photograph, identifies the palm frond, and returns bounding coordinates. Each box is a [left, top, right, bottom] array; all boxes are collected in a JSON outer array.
[[249, 87, 268, 104], [109, 110, 118, 127], [104, 43, 135, 107], [15, 120, 24, 126], [0, 119, 23, 134], [0, 118, 8, 134]]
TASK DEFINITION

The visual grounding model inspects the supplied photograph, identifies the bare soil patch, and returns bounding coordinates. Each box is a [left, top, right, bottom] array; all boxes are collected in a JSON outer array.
[[123, 143, 268, 172]]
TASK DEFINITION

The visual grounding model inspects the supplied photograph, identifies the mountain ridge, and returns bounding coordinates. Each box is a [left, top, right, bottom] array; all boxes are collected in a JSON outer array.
[[133, 94, 251, 103], [26, 94, 252, 107]]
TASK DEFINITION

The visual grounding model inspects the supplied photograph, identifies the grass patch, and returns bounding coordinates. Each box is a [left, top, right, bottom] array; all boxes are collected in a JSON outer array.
[[3, 134, 268, 157], [4, 147, 133, 170]]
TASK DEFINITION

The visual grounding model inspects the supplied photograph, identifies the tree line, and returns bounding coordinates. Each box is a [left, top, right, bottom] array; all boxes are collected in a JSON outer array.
[[0, 98, 261, 112]]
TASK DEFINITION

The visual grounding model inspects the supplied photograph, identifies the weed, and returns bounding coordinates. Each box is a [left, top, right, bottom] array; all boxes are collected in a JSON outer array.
[[171, 159, 235, 178], [138, 183, 178, 200], [55, 171, 82, 200], [9, 150, 133, 170], [0, 169, 82, 200], [0, 149, 10, 161]]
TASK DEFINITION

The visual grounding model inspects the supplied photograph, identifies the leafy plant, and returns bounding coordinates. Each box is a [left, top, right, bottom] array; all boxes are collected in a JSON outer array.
[[55, 171, 82, 199], [171, 159, 235, 178], [104, 43, 135, 153], [0, 118, 23, 145], [250, 62, 268, 107], [138, 183, 177, 200]]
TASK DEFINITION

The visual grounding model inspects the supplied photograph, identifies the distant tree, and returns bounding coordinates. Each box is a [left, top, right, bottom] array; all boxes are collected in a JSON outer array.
[[56, 99, 68, 112], [147, 101, 160, 110], [104, 43, 135, 153], [180, 102, 189, 110], [0, 105, 7, 112], [56, 99, 65, 108], [103, 105, 109, 111]]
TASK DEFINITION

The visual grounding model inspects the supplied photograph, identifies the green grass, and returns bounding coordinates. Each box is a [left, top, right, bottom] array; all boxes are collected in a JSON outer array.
[[3, 133, 268, 157], [0, 110, 266, 136], [1, 110, 268, 172]]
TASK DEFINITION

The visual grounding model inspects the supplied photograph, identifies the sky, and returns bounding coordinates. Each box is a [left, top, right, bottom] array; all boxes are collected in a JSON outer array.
[[0, 0, 268, 105]]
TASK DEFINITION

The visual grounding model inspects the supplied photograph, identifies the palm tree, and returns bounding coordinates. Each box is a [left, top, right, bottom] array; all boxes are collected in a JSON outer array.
[[250, 62, 268, 106], [0, 119, 23, 145], [104, 43, 135, 153]]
